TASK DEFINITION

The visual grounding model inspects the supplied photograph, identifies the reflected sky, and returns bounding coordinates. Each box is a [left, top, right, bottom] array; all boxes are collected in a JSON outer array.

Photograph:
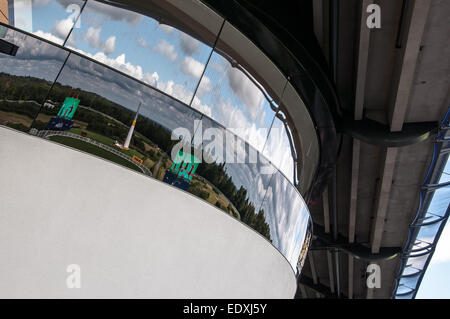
[[263, 114, 294, 182], [199, 116, 273, 209], [1, 14, 312, 270], [65, 0, 213, 106], [6, 0, 293, 176], [195, 51, 275, 152], [55, 53, 201, 133], [260, 170, 310, 268], [0, 27, 68, 82], [11, 0, 85, 45], [418, 158, 450, 244]]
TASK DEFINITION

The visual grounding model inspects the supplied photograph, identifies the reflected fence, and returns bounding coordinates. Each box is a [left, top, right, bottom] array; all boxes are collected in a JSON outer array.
[[0, 24, 312, 274]]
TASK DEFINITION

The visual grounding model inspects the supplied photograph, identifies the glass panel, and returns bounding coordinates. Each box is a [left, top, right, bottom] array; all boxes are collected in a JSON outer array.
[[193, 116, 273, 238], [194, 51, 275, 152], [410, 239, 432, 252], [31, 52, 202, 177], [263, 113, 294, 183], [2, 7, 313, 274], [438, 157, 450, 184], [423, 186, 450, 221], [399, 273, 421, 289], [401, 264, 422, 276], [5, 0, 85, 45], [65, 0, 212, 104], [0, 25, 68, 132], [415, 219, 443, 244], [259, 169, 311, 268], [404, 253, 430, 272], [395, 290, 414, 299]]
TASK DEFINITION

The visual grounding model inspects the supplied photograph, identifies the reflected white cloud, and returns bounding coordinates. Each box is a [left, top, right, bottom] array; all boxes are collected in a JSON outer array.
[[33, 29, 64, 45], [260, 172, 310, 268], [84, 27, 116, 55], [84, 0, 142, 27], [180, 56, 204, 78], [227, 67, 265, 125], [179, 33, 201, 56], [53, 17, 74, 42], [153, 39, 177, 62], [263, 116, 294, 182], [158, 24, 174, 34]]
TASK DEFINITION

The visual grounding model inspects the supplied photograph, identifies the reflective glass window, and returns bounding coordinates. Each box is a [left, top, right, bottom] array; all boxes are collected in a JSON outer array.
[[398, 274, 421, 291], [5, 0, 85, 45], [263, 113, 294, 183], [415, 219, 444, 244], [193, 116, 273, 239], [0, 26, 68, 132], [404, 253, 429, 272], [194, 51, 275, 152], [31, 53, 202, 177], [439, 158, 450, 184], [65, 0, 212, 105], [259, 170, 311, 268]]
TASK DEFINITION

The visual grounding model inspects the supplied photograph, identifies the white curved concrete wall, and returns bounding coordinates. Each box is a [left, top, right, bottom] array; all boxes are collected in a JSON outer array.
[[0, 126, 296, 298]]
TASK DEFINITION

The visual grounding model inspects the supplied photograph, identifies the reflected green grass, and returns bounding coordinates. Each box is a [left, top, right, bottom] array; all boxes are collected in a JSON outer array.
[[49, 135, 142, 173], [68, 128, 144, 159]]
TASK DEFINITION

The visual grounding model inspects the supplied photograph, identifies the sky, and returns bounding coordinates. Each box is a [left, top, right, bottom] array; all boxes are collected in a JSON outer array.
[[416, 218, 450, 298], [8, 0, 295, 181]]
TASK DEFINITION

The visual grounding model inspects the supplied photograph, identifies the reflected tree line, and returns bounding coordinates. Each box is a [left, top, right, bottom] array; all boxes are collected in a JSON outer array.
[[0, 72, 271, 240], [196, 162, 271, 240]]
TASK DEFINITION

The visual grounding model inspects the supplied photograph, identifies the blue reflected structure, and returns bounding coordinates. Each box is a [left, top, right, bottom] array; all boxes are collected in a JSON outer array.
[[393, 109, 450, 299]]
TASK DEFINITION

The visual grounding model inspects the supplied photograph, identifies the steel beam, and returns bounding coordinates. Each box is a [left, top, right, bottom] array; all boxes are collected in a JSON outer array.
[[312, 223, 401, 261], [370, 148, 398, 253]]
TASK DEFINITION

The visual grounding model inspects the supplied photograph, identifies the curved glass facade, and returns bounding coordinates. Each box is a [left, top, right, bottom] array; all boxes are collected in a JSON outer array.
[[0, 19, 311, 272], [2, 0, 297, 182]]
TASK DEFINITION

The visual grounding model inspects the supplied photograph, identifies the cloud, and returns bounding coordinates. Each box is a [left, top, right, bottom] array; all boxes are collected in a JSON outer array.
[[156, 80, 191, 104], [6, 30, 67, 62], [136, 37, 149, 48], [153, 39, 177, 62], [196, 76, 212, 97], [67, 49, 149, 86], [84, 27, 115, 55], [180, 56, 204, 78], [179, 57, 212, 96], [31, 18, 76, 47], [53, 18, 72, 38], [143, 72, 159, 87], [263, 118, 294, 181], [84, 1, 142, 27], [33, 30, 64, 46], [104, 36, 116, 56], [158, 24, 174, 34], [213, 96, 267, 152], [227, 66, 265, 125], [66, 45, 214, 113], [191, 96, 212, 117], [179, 33, 200, 55]]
